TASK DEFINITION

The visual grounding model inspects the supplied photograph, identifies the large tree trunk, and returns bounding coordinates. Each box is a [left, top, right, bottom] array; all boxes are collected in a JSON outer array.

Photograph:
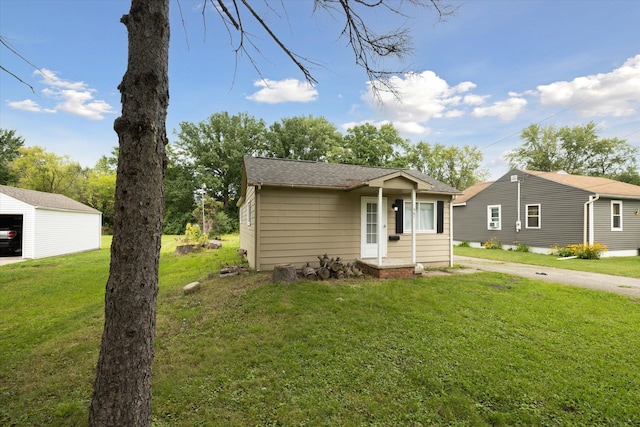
[[89, 0, 169, 426]]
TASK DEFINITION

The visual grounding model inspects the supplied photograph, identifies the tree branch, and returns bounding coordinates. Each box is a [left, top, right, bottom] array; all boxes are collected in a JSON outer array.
[[0, 36, 38, 93]]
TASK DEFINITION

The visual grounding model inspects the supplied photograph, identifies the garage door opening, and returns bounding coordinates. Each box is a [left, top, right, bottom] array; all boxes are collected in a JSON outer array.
[[0, 214, 23, 257]]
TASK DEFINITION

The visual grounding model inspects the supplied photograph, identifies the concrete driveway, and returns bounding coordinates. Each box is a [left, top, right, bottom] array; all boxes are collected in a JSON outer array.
[[0, 256, 25, 266], [454, 255, 640, 298]]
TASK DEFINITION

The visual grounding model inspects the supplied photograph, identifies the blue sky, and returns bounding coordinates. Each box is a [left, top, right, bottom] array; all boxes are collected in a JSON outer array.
[[1, 0, 639, 180]]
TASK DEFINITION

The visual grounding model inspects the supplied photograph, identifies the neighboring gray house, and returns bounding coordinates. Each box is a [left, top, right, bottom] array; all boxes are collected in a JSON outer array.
[[0, 185, 102, 259], [238, 157, 461, 274], [453, 169, 640, 257]]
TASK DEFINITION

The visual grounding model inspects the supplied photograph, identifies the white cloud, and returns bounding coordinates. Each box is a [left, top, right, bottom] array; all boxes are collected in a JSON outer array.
[[246, 78, 318, 103], [37, 69, 88, 90], [6, 69, 114, 120], [463, 94, 488, 106], [355, 55, 639, 137], [361, 70, 503, 133], [340, 118, 431, 136], [472, 97, 528, 121], [43, 87, 115, 120], [365, 71, 478, 123], [340, 120, 388, 131], [536, 54, 640, 117], [7, 99, 49, 113], [394, 121, 431, 135]]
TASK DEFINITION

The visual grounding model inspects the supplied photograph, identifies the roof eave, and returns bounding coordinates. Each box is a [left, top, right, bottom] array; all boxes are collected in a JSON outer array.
[[592, 193, 640, 200]]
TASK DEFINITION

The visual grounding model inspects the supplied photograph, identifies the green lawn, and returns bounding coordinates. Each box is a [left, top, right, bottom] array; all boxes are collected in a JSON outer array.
[[1, 236, 639, 426], [454, 245, 640, 278]]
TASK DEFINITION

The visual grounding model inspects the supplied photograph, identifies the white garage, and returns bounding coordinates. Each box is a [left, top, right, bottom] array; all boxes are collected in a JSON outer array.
[[0, 185, 102, 259]]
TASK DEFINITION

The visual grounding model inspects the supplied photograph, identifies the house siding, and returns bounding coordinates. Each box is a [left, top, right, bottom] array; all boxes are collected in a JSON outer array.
[[256, 187, 360, 271], [238, 185, 257, 268], [454, 171, 590, 250], [592, 198, 640, 252], [386, 196, 452, 265], [254, 187, 452, 271], [32, 209, 102, 258]]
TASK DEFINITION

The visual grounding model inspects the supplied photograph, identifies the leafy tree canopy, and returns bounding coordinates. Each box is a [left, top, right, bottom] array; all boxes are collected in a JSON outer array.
[[0, 128, 25, 184], [12, 145, 85, 198], [173, 112, 267, 212], [263, 115, 342, 161], [406, 142, 488, 190], [329, 123, 409, 167], [506, 122, 639, 183]]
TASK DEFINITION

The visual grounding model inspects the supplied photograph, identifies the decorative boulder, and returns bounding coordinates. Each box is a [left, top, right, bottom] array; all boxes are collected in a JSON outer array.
[[183, 281, 200, 294], [207, 240, 222, 249]]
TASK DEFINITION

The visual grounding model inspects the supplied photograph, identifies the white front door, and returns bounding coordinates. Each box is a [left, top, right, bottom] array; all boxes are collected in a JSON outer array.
[[361, 197, 387, 258]]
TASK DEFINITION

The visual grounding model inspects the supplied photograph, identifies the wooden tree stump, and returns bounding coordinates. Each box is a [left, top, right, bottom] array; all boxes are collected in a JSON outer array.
[[273, 264, 298, 284], [175, 244, 194, 255]]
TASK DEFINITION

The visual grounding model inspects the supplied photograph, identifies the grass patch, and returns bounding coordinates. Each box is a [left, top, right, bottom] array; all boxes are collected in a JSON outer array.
[[455, 245, 640, 278], [1, 236, 639, 425]]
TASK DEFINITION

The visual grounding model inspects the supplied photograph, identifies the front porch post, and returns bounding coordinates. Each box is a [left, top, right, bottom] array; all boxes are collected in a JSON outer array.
[[411, 189, 416, 264], [377, 187, 383, 266]]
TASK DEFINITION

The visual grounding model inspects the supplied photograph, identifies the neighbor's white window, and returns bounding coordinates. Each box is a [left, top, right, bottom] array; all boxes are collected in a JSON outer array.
[[404, 201, 435, 232], [246, 201, 251, 226], [526, 204, 541, 229], [611, 200, 622, 231], [487, 205, 501, 230]]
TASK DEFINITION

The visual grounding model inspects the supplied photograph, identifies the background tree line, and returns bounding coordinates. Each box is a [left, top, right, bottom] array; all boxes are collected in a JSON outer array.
[[2, 117, 637, 236]]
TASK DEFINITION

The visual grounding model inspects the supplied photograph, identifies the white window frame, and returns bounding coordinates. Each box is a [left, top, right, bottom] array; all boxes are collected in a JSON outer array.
[[487, 205, 501, 230], [525, 204, 541, 229], [403, 201, 436, 233], [246, 201, 251, 226], [611, 200, 622, 231]]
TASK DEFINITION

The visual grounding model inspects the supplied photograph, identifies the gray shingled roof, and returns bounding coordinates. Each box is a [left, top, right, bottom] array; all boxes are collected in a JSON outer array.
[[243, 156, 461, 194], [0, 185, 101, 213]]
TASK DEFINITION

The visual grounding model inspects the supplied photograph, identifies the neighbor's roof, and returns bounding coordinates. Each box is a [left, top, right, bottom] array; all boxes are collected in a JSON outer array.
[[454, 181, 495, 204], [524, 170, 640, 198], [0, 185, 101, 213], [243, 156, 461, 194]]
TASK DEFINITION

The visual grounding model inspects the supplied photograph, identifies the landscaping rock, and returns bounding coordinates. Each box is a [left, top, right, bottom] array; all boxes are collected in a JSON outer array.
[[208, 240, 222, 249], [183, 281, 200, 294]]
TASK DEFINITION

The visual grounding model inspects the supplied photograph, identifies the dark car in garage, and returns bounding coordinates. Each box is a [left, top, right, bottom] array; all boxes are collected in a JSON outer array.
[[0, 227, 21, 254]]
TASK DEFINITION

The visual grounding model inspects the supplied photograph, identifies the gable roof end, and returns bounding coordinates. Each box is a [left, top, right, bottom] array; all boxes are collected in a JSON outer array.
[[453, 181, 494, 205]]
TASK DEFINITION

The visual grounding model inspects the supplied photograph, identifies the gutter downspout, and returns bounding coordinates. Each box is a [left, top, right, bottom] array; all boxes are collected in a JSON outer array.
[[377, 187, 383, 267], [449, 197, 454, 267], [516, 180, 521, 232], [411, 189, 417, 264], [583, 194, 599, 245], [254, 185, 261, 271]]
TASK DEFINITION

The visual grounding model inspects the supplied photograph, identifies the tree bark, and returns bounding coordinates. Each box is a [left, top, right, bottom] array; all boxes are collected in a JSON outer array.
[[273, 264, 298, 284], [89, 0, 169, 426]]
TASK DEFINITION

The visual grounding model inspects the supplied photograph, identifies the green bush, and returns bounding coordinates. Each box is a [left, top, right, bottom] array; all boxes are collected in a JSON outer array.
[[209, 211, 238, 236], [482, 236, 502, 250], [550, 242, 608, 259], [510, 241, 530, 252], [457, 240, 471, 248]]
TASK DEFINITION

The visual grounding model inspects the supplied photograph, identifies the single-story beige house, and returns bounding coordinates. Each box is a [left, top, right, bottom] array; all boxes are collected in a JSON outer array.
[[238, 156, 461, 276]]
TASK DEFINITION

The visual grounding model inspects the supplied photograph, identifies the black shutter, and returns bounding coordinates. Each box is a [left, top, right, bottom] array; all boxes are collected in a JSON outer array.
[[395, 199, 404, 234], [437, 200, 444, 234]]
